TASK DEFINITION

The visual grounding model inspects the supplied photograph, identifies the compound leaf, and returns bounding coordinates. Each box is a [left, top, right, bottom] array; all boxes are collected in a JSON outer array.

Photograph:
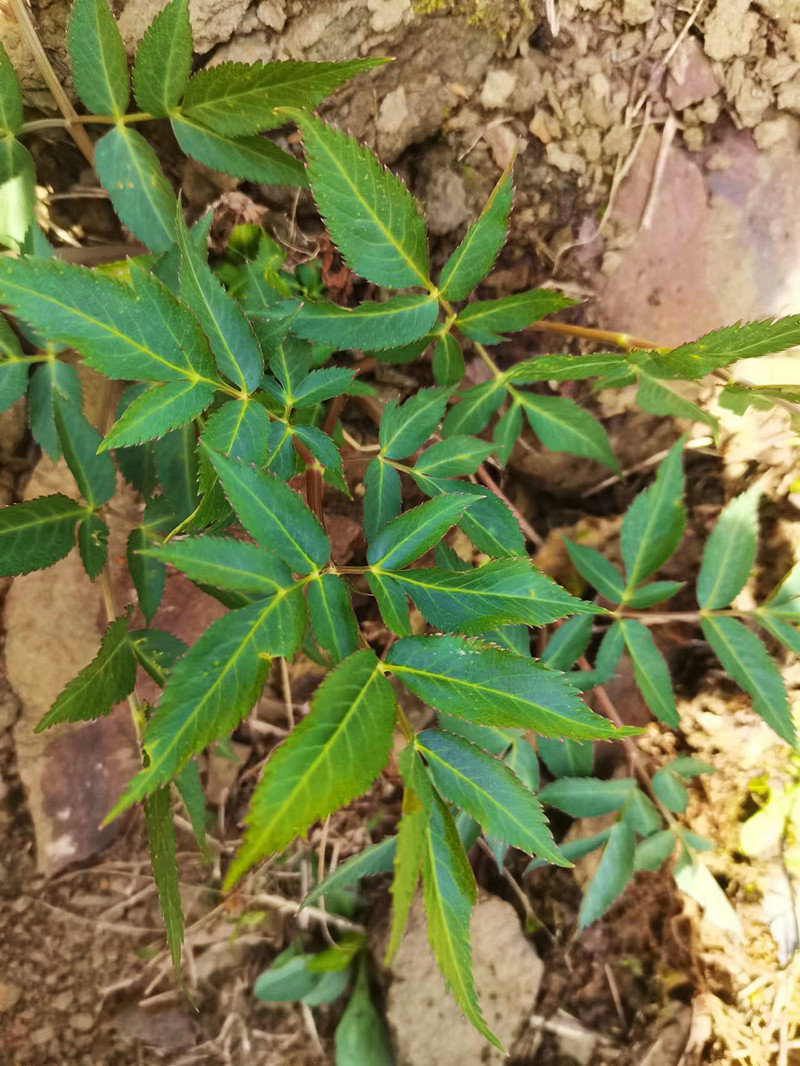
[[366, 494, 473, 571], [36, 613, 136, 730], [95, 127, 177, 252], [225, 649, 397, 885], [68, 0, 129, 117], [285, 110, 430, 289], [621, 437, 685, 594], [438, 165, 513, 301], [697, 482, 761, 609], [0, 493, 87, 576], [386, 636, 622, 740], [132, 0, 192, 116]]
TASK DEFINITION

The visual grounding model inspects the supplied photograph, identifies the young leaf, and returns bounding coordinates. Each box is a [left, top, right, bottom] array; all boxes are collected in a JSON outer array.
[[176, 206, 263, 392], [142, 536, 294, 597], [564, 539, 625, 603], [362, 458, 402, 543], [180, 59, 385, 136], [143, 785, 184, 969], [697, 483, 761, 609], [67, 0, 129, 117], [109, 588, 307, 816], [415, 436, 494, 478], [207, 448, 330, 573], [620, 438, 685, 595], [421, 792, 500, 1048], [0, 257, 217, 384], [0, 138, 35, 249], [172, 117, 306, 186], [0, 44, 23, 134], [386, 784, 428, 963], [636, 317, 800, 380], [578, 820, 635, 928], [334, 958, 394, 1066], [52, 395, 116, 508], [438, 166, 513, 301], [225, 649, 397, 885], [456, 290, 574, 344], [78, 512, 109, 579], [417, 730, 566, 864], [701, 616, 794, 743], [387, 559, 600, 635], [100, 379, 215, 450], [285, 110, 430, 289], [379, 386, 451, 460], [293, 295, 439, 350], [538, 777, 636, 817], [132, 0, 192, 117], [0, 493, 87, 576], [441, 380, 504, 438], [432, 333, 465, 387], [365, 570, 412, 636], [29, 360, 82, 461], [537, 737, 593, 778], [302, 836, 397, 907], [386, 637, 622, 739], [36, 613, 136, 731], [517, 393, 618, 471], [366, 495, 474, 571], [619, 618, 678, 728], [307, 573, 359, 664], [94, 127, 177, 252]]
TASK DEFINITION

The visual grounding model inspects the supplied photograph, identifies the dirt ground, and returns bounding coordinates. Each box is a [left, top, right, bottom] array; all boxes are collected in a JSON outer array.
[[3, 1, 800, 1064]]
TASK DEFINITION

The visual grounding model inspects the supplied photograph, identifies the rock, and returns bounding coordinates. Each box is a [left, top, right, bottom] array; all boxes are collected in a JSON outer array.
[[0, 981, 22, 1012], [256, 0, 287, 30], [118, 0, 251, 53], [418, 149, 470, 235], [703, 0, 757, 61], [69, 1012, 94, 1032], [116, 1006, 198, 1050], [754, 115, 797, 149], [529, 109, 562, 143], [481, 69, 517, 109], [666, 37, 721, 110], [622, 0, 654, 23], [734, 75, 773, 126], [483, 124, 520, 170], [386, 895, 544, 1066]]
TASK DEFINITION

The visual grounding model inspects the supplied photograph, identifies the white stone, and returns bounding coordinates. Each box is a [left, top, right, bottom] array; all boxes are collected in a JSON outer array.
[[481, 69, 517, 109]]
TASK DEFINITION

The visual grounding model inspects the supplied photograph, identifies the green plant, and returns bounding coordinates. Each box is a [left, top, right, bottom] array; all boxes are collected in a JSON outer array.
[[1, 0, 799, 1050]]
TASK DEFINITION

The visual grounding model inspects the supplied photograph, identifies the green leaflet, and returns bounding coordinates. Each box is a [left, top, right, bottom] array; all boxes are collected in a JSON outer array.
[[294, 425, 349, 495], [621, 437, 685, 596], [526, 829, 611, 873], [594, 620, 624, 683], [109, 588, 306, 817], [0, 137, 35, 249], [625, 580, 684, 608], [422, 792, 500, 1048], [415, 436, 494, 477], [29, 361, 81, 461], [652, 768, 689, 813], [492, 403, 521, 465], [307, 573, 359, 663], [0, 314, 26, 413], [386, 785, 427, 962], [176, 206, 263, 392], [181, 59, 385, 136], [194, 399, 270, 527], [142, 536, 294, 597], [335, 958, 394, 1066], [441, 380, 504, 438], [537, 736, 593, 777], [619, 619, 678, 727], [363, 458, 402, 543], [268, 334, 310, 395], [143, 785, 184, 969], [701, 616, 794, 744], [0, 257, 217, 384], [697, 483, 761, 610], [128, 525, 165, 623], [538, 777, 637, 817], [415, 477, 526, 558], [438, 165, 513, 301], [52, 395, 116, 508], [156, 424, 199, 521], [130, 627, 187, 684], [517, 392, 618, 471], [755, 612, 800, 657], [302, 836, 397, 907], [285, 110, 431, 289], [94, 127, 177, 252], [207, 448, 330, 573], [100, 379, 215, 450], [765, 561, 800, 619], [365, 570, 411, 636], [36, 613, 136, 731], [114, 387, 158, 494], [541, 614, 593, 671], [132, 0, 192, 117], [366, 495, 474, 570], [67, 0, 129, 117], [386, 636, 621, 739], [377, 334, 433, 365], [432, 333, 465, 386], [77, 512, 109, 579], [633, 317, 800, 380], [636, 372, 717, 431], [386, 559, 600, 635], [380, 386, 451, 459], [455, 289, 574, 344], [175, 758, 210, 859], [292, 367, 356, 407], [564, 539, 625, 603], [0, 44, 23, 134], [634, 829, 675, 872], [225, 649, 397, 885], [417, 730, 565, 864], [508, 352, 626, 383], [171, 116, 307, 186], [292, 294, 439, 350], [578, 820, 635, 928], [0, 493, 87, 576]]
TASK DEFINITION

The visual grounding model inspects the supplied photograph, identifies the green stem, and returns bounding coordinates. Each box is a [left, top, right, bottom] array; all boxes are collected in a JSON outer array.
[[19, 111, 156, 135]]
